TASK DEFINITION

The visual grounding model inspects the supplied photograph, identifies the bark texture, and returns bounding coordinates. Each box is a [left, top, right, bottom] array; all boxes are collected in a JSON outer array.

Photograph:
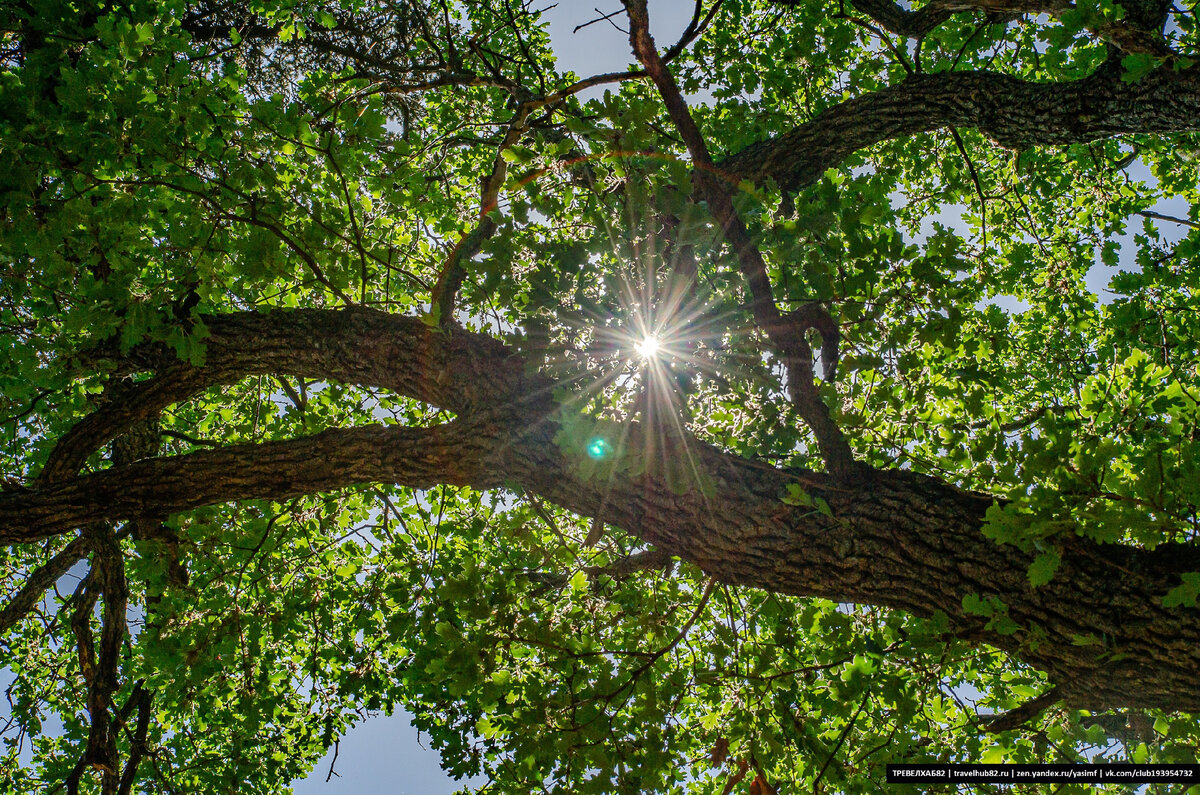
[[720, 63, 1200, 193], [5, 308, 1199, 712]]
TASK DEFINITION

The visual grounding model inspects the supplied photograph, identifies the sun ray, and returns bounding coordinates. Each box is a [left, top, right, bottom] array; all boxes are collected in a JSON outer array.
[[634, 336, 660, 359], [507, 150, 784, 494]]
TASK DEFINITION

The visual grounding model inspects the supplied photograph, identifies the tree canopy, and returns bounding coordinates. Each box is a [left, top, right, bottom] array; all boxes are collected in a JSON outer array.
[[2, 0, 1200, 791]]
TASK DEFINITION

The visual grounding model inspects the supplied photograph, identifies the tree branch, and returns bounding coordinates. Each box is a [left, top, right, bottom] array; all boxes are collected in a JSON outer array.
[[721, 64, 1200, 194], [13, 308, 1200, 711], [1138, 209, 1200, 229], [429, 0, 724, 325], [40, 308, 546, 484], [981, 686, 1061, 733], [6, 421, 508, 546], [115, 685, 152, 795], [430, 104, 529, 325], [772, 0, 1176, 55], [0, 534, 89, 633]]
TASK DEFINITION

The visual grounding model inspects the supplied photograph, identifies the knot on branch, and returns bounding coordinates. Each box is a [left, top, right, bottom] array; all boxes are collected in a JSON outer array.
[[778, 302, 840, 383]]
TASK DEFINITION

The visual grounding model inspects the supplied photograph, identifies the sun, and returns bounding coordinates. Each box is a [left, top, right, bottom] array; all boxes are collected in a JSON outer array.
[[634, 335, 660, 359]]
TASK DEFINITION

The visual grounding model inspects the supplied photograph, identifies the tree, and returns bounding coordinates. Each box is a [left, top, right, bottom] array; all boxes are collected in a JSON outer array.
[[1, 0, 1199, 790]]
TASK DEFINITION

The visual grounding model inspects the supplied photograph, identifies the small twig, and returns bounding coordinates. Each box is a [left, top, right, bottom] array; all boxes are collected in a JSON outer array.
[[324, 739, 341, 781], [950, 21, 988, 70], [1137, 209, 1200, 229], [812, 690, 870, 789], [159, 429, 220, 448], [950, 127, 988, 250], [574, 6, 628, 33], [832, 11, 914, 74], [274, 376, 307, 417], [524, 491, 570, 548], [593, 548, 673, 578], [605, 577, 717, 700], [0, 388, 52, 425], [968, 404, 1075, 433]]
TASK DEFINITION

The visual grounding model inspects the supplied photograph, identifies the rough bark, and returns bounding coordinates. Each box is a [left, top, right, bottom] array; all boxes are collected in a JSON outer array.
[[8, 0, 1200, 737], [719, 62, 1200, 193], [8, 420, 508, 545], [41, 309, 539, 483], [4, 308, 1199, 712], [0, 534, 89, 632]]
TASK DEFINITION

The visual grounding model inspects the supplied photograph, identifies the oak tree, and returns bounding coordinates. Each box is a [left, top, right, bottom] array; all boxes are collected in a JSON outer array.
[[2, 0, 1200, 791]]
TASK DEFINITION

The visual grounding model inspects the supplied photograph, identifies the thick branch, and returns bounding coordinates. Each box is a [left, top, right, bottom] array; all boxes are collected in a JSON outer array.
[[982, 686, 1061, 733], [721, 64, 1200, 194], [116, 684, 152, 795], [507, 419, 1200, 712], [15, 309, 1200, 711], [80, 528, 127, 793], [0, 535, 89, 632], [41, 308, 543, 483], [8, 421, 506, 546], [66, 576, 99, 795]]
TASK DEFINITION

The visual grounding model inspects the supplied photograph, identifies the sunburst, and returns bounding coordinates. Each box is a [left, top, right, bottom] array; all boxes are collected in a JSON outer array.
[[634, 335, 660, 359], [540, 260, 748, 495]]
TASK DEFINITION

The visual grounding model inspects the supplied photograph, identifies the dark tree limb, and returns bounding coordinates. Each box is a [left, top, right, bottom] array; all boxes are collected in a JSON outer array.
[[598, 548, 675, 579], [1138, 209, 1200, 229], [429, 1, 725, 326], [11, 308, 1200, 711], [6, 421, 508, 547], [85, 528, 128, 795], [39, 308, 545, 486], [115, 684, 153, 795], [430, 105, 529, 326], [57, 526, 133, 795], [530, 548, 676, 589], [813, 691, 870, 790], [720, 64, 1200, 194], [65, 568, 104, 795], [0, 534, 89, 633], [981, 686, 1062, 733]]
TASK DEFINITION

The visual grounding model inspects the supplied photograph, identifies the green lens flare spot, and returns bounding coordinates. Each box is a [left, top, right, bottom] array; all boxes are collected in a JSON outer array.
[[586, 437, 611, 459]]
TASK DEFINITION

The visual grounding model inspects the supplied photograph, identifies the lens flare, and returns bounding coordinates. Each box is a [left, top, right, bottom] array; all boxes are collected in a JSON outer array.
[[586, 437, 611, 459], [635, 336, 660, 359]]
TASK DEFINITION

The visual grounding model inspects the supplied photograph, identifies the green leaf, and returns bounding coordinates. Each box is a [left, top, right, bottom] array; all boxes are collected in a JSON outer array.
[[1027, 549, 1061, 587], [1121, 53, 1162, 83], [1163, 572, 1200, 608]]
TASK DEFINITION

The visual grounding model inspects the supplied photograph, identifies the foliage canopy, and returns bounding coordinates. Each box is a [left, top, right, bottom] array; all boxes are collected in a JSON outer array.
[[2, 0, 1200, 791]]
